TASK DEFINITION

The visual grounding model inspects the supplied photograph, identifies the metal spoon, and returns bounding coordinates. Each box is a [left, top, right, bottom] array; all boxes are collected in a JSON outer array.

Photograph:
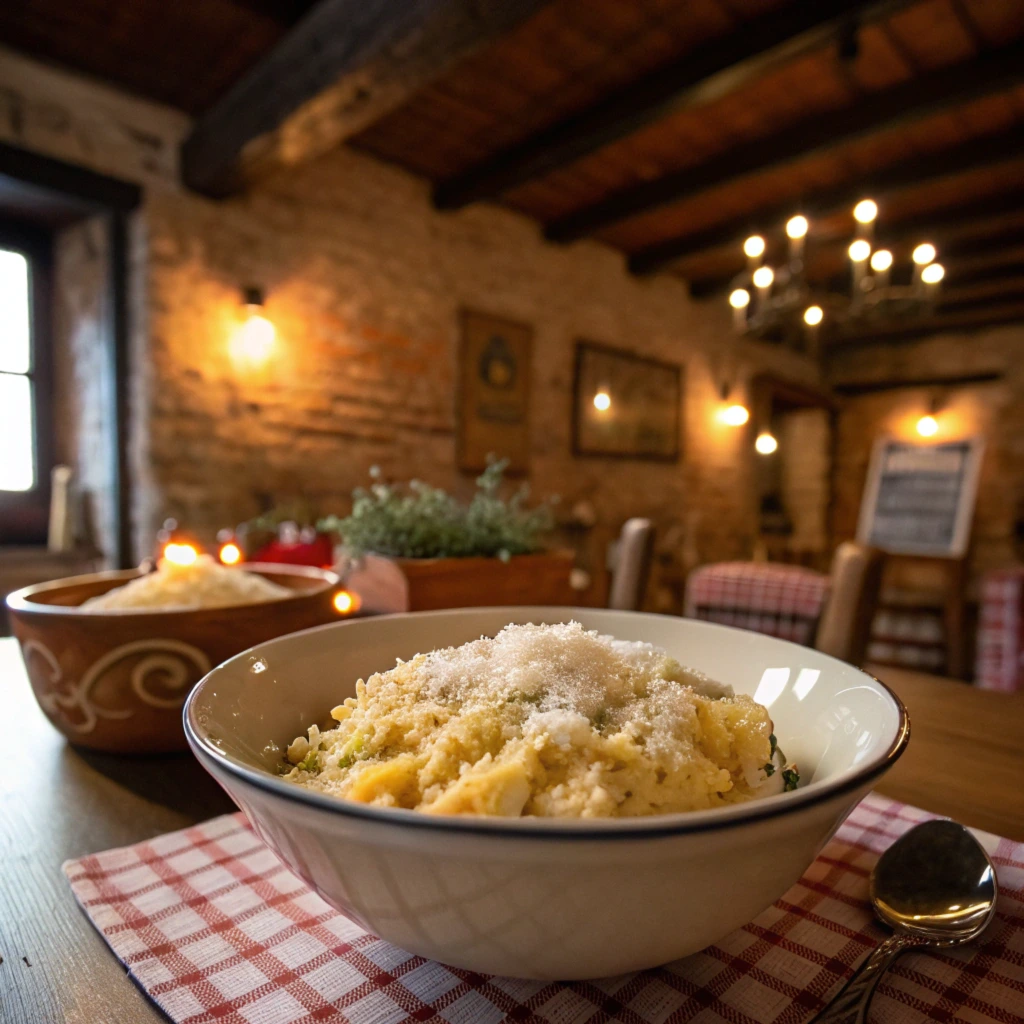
[[808, 819, 998, 1024]]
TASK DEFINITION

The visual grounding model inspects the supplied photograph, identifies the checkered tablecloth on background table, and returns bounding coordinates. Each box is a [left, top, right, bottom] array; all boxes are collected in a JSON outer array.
[[64, 793, 1024, 1024], [975, 569, 1024, 692], [684, 562, 830, 646]]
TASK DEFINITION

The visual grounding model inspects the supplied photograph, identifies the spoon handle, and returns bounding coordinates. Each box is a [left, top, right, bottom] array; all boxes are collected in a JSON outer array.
[[806, 932, 919, 1024]]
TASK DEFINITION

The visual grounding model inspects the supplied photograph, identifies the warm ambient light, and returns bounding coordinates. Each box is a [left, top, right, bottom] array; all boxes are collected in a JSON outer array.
[[921, 262, 945, 284], [786, 215, 809, 239], [755, 432, 779, 455], [752, 266, 774, 289], [218, 542, 242, 565], [164, 542, 198, 566], [230, 286, 275, 368], [913, 243, 937, 265], [870, 249, 893, 272], [743, 235, 766, 259], [729, 288, 751, 309], [333, 590, 360, 615], [803, 305, 823, 326], [719, 404, 751, 427], [593, 390, 611, 412], [848, 239, 871, 262], [853, 199, 878, 224], [916, 414, 939, 438]]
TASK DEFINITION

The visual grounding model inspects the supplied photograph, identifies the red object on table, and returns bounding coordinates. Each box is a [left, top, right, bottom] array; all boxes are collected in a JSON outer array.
[[249, 533, 335, 568], [684, 560, 829, 645], [975, 568, 1024, 692]]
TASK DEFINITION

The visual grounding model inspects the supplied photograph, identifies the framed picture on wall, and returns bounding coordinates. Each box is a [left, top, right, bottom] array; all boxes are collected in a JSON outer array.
[[572, 341, 682, 461], [457, 309, 533, 474]]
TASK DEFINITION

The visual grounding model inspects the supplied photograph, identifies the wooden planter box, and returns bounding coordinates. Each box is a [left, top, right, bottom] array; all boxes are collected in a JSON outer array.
[[345, 550, 577, 613]]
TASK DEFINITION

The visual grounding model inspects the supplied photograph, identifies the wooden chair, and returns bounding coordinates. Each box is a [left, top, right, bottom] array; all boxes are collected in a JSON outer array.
[[607, 518, 655, 611], [815, 542, 885, 666]]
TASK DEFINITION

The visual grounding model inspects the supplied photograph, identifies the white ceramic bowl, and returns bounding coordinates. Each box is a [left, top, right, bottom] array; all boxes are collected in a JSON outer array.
[[184, 608, 909, 980]]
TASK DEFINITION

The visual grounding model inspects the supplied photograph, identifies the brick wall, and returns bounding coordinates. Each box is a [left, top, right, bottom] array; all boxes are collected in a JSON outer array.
[[828, 323, 1023, 590], [135, 146, 822, 606]]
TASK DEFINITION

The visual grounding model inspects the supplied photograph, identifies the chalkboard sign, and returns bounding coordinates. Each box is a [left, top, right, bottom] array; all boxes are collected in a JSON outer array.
[[856, 437, 984, 558]]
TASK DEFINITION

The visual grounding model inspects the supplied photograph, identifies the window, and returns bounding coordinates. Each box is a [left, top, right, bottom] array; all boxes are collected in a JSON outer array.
[[0, 249, 35, 492]]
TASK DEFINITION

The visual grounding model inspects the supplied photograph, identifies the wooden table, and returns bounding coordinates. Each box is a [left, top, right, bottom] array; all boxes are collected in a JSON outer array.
[[2, 638, 1023, 1023]]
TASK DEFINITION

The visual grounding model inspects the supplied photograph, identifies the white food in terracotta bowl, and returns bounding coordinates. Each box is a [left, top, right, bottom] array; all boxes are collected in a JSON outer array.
[[184, 607, 908, 979]]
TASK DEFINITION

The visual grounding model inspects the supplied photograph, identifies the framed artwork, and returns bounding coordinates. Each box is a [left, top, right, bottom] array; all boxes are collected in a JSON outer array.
[[457, 310, 533, 474], [572, 341, 682, 461], [856, 436, 985, 558]]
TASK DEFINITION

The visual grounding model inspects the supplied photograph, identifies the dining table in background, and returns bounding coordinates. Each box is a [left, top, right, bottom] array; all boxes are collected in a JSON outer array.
[[1, 636, 1022, 1024]]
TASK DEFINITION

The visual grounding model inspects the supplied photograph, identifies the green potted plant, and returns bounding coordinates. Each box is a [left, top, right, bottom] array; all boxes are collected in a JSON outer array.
[[320, 462, 575, 610]]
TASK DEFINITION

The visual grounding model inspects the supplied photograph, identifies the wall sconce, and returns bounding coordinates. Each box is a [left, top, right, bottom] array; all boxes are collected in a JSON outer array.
[[716, 383, 750, 427], [916, 395, 942, 438], [229, 286, 275, 368], [755, 431, 778, 454], [593, 387, 612, 412]]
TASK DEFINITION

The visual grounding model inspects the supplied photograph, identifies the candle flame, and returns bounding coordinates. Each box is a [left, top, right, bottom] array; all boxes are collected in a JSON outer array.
[[333, 590, 360, 615], [219, 542, 242, 565], [164, 542, 198, 566]]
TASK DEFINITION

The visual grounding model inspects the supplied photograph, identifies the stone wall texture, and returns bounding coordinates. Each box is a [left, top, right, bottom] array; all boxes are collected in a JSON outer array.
[[828, 322, 1024, 591], [135, 146, 821, 607]]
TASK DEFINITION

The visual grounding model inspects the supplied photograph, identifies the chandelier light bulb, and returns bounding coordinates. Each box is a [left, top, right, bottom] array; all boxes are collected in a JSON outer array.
[[786, 215, 809, 239], [853, 199, 878, 224], [752, 265, 774, 289], [921, 262, 945, 284], [870, 249, 893, 272], [755, 432, 779, 455], [803, 305, 824, 326], [743, 235, 766, 259], [848, 239, 871, 262], [913, 243, 937, 266], [729, 288, 751, 309]]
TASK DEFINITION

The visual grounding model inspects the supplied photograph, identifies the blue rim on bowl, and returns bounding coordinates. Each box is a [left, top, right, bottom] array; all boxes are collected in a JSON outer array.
[[184, 611, 910, 841]]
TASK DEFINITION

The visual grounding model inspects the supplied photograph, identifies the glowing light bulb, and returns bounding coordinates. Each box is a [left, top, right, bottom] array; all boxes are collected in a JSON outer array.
[[917, 415, 938, 438], [218, 542, 242, 565], [854, 199, 878, 224], [755, 432, 779, 455], [743, 235, 766, 258], [729, 288, 751, 309], [718, 404, 750, 427], [849, 239, 871, 262], [786, 215, 808, 239], [164, 543, 198, 566], [752, 266, 774, 289], [593, 390, 611, 411], [333, 590, 360, 615], [870, 249, 893, 272], [921, 262, 945, 284], [803, 305, 823, 326], [913, 243, 936, 265]]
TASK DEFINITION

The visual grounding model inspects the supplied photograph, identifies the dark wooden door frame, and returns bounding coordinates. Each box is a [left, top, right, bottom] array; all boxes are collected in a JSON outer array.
[[0, 143, 142, 568]]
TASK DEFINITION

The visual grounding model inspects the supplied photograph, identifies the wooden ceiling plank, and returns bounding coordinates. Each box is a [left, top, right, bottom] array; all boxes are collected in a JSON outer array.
[[432, 0, 913, 211], [550, 39, 1024, 245], [628, 124, 1024, 274], [181, 0, 550, 197], [829, 299, 1024, 348]]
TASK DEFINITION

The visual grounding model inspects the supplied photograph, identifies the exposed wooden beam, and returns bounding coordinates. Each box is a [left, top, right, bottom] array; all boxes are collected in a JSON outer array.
[[182, 0, 550, 197], [628, 127, 1024, 274], [832, 371, 1003, 395], [686, 188, 1024, 298], [433, 0, 909, 210], [546, 41, 1024, 245], [832, 300, 1024, 348]]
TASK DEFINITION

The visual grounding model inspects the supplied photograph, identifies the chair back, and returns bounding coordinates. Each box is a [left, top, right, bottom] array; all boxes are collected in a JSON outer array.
[[815, 542, 884, 665], [607, 518, 655, 611]]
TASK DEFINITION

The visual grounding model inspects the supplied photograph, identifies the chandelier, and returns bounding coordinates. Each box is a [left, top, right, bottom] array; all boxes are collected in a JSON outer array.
[[727, 199, 945, 345]]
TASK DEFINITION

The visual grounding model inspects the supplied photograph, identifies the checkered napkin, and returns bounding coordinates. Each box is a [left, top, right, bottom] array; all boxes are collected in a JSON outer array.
[[684, 562, 830, 645], [976, 569, 1024, 692], [63, 793, 1024, 1024]]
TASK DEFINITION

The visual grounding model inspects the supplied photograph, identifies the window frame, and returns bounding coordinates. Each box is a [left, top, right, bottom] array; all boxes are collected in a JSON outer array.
[[0, 220, 54, 544]]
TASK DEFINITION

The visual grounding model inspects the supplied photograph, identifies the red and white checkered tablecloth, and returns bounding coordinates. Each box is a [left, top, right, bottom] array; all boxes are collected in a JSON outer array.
[[684, 562, 830, 646], [976, 569, 1024, 692], [63, 793, 1024, 1024]]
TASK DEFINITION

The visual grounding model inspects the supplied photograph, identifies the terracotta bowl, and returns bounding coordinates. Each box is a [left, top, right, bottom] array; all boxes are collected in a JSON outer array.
[[6, 563, 344, 753]]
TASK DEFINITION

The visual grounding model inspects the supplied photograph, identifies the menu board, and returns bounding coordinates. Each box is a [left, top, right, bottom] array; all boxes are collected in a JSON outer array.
[[856, 437, 984, 558]]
